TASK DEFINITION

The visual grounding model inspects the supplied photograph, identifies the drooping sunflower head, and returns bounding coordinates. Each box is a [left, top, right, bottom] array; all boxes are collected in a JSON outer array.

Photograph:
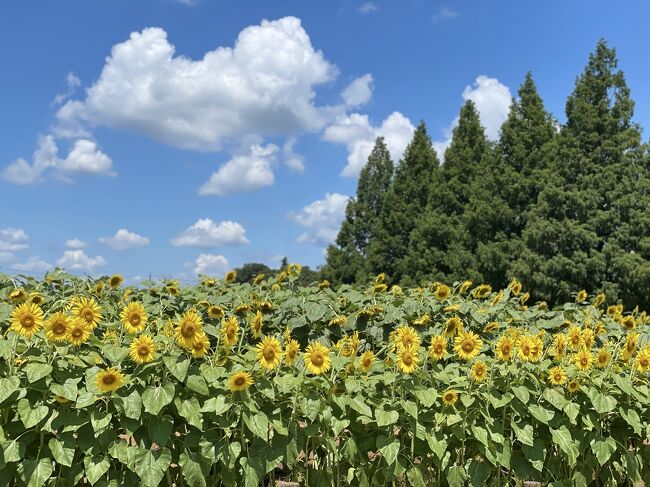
[[253, 273, 267, 285], [256, 336, 282, 370], [374, 273, 386, 284], [394, 325, 421, 350], [573, 349, 593, 372], [10, 302, 44, 338], [29, 292, 44, 306], [358, 350, 375, 372], [453, 330, 483, 361], [284, 339, 300, 365], [548, 366, 567, 385], [434, 284, 451, 301], [508, 278, 522, 296], [459, 280, 473, 295], [287, 263, 302, 277], [396, 346, 419, 374], [593, 293, 606, 307], [339, 332, 360, 357], [191, 333, 210, 358], [551, 333, 567, 359], [221, 317, 240, 347], [129, 335, 156, 364], [120, 302, 148, 334], [595, 348, 611, 369], [45, 312, 70, 342], [303, 342, 332, 375], [391, 285, 403, 296], [208, 305, 224, 319], [442, 389, 458, 406], [67, 317, 91, 346], [225, 270, 237, 283], [470, 361, 488, 382], [581, 328, 594, 349], [8, 288, 27, 303], [175, 310, 204, 349], [621, 315, 636, 330], [428, 335, 447, 361], [109, 274, 124, 288], [328, 315, 347, 327], [576, 290, 588, 303], [228, 371, 253, 392], [72, 297, 102, 329], [443, 316, 463, 337], [373, 283, 388, 293], [472, 284, 492, 299], [495, 335, 514, 361], [621, 332, 639, 361], [483, 322, 499, 334], [413, 314, 431, 326], [250, 310, 263, 338], [634, 346, 650, 373], [95, 368, 125, 393]]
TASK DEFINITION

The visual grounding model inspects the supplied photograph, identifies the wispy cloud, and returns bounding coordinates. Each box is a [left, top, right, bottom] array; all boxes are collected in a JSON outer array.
[[358, 2, 378, 14], [433, 7, 459, 22]]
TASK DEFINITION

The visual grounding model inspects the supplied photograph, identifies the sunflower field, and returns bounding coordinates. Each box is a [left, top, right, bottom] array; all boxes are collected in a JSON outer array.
[[0, 267, 649, 487]]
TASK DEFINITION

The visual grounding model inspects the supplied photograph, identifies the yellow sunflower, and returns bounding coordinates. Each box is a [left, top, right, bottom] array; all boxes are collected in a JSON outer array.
[[551, 333, 567, 360], [8, 288, 27, 302], [548, 366, 567, 385], [576, 290, 588, 302], [208, 305, 224, 319], [254, 273, 267, 285], [634, 346, 650, 373], [567, 379, 580, 394], [95, 368, 125, 393], [413, 314, 431, 326], [175, 310, 204, 349], [621, 315, 636, 330], [284, 339, 300, 365], [338, 332, 360, 357], [582, 328, 594, 349], [109, 274, 124, 288], [442, 389, 458, 406], [396, 346, 419, 374], [10, 302, 44, 338], [358, 350, 375, 372], [428, 335, 447, 361], [373, 283, 388, 293], [72, 297, 102, 329], [594, 293, 605, 307], [190, 333, 210, 358], [459, 280, 473, 295], [221, 317, 240, 347], [434, 284, 451, 301], [45, 312, 70, 342], [120, 302, 148, 334], [249, 311, 263, 338], [394, 325, 421, 350], [228, 371, 253, 391], [472, 284, 492, 299], [67, 317, 91, 346], [303, 342, 332, 375], [567, 325, 582, 350], [29, 293, 44, 306], [225, 270, 237, 283], [595, 348, 611, 369], [517, 334, 543, 362], [453, 330, 483, 360], [508, 278, 522, 295], [256, 337, 282, 370], [129, 335, 156, 364], [470, 361, 488, 382], [483, 321, 499, 333], [621, 332, 639, 362], [495, 335, 515, 361], [443, 316, 463, 337], [573, 349, 593, 372]]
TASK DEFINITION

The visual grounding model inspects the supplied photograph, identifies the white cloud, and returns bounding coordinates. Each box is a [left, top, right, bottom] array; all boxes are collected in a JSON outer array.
[[0, 252, 14, 262], [288, 193, 349, 246], [52, 72, 81, 106], [171, 218, 250, 247], [433, 76, 512, 158], [55, 18, 338, 151], [193, 253, 229, 276], [2, 135, 114, 185], [342, 74, 373, 108], [99, 229, 150, 250], [57, 250, 106, 272], [282, 138, 305, 173], [433, 7, 459, 22], [323, 111, 415, 177], [65, 238, 87, 249], [199, 144, 278, 196], [358, 2, 378, 14], [0, 228, 29, 252], [11, 256, 53, 274]]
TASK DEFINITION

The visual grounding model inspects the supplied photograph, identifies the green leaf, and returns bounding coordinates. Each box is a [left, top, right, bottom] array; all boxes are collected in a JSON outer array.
[[50, 379, 79, 402], [244, 411, 269, 439], [522, 439, 547, 472], [132, 447, 172, 487], [122, 390, 142, 420], [175, 397, 203, 430], [17, 399, 49, 428], [186, 374, 209, 396], [147, 415, 175, 448], [543, 388, 567, 410], [550, 425, 579, 467], [620, 407, 643, 436], [163, 356, 190, 382], [348, 395, 372, 418], [179, 451, 206, 487], [19, 458, 53, 487], [201, 395, 231, 415], [528, 404, 555, 423], [447, 465, 468, 487], [470, 424, 489, 448], [24, 363, 53, 383], [376, 436, 400, 466], [589, 391, 617, 414], [142, 383, 175, 415], [512, 385, 530, 404], [511, 420, 534, 447], [468, 459, 491, 486], [401, 399, 418, 419], [425, 432, 447, 460], [3, 437, 25, 462], [330, 416, 349, 435], [75, 390, 97, 409], [0, 377, 20, 405], [406, 466, 426, 487], [83, 455, 110, 485], [414, 388, 437, 408], [591, 437, 617, 466], [375, 408, 399, 427], [90, 410, 113, 432], [564, 401, 580, 424], [49, 435, 75, 467]]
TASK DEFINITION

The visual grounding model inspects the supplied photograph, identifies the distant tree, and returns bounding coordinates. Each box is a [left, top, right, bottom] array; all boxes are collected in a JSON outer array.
[[234, 263, 272, 284]]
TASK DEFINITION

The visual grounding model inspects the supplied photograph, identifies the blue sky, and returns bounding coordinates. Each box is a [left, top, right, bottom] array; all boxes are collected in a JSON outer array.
[[1, 1, 649, 282]]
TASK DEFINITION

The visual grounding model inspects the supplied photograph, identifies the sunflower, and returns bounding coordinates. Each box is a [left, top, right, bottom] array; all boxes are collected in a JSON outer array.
[[634, 346, 650, 373], [129, 335, 156, 364], [67, 317, 91, 346], [595, 348, 611, 369], [582, 328, 594, 349], [397, 346, 419, 374], [191, 333, 210, 358], [434, 284, 451, 301], [228, 371, 253, 391], [520, 292, 530, 305], [225, 270, 237, 283], [594, 293, 605, 307], [567, 379, 580, 394], [45, 312, 70, 342], [413, 314, 431, 326], [567, 325, 582, 350], [339, 332, 360, 357], [551, 333, 567, 360], [472, 284, 492, 299], [303, 342, 332, 375], [517, 334, 543, 362], [208, 305, 224, 319], [328, 315, 347, 327], [606, 305, 618, 316], [373, 283, 388, 293], [202, 278, 217, 287], [428, 335, 447, 361], [256, 337, 282, 370], [470, 361, 488, 382], [621, 316, 636, 330], [8, 288, 27, 302], [95, 368, 125, 393], [287, 263, 302, 276], [453, 331, 483, 360], [95, 280, 105, 295], [221, 317, 240, 347], [491, 291, 504, 306], [548, 366, 567, 385], [459, 281, 473, 295], [29, 293, 44, 306], [621, 332, 639, 362], [284, 339, 300, 365], [72, 297, 102, 329], [576, 290, 588, 302], [109, 274, 124, 288], [358, 350, 375, 372], [120, 302, 148, 334], [394, 325, 421, 350], [256, 301, 273, 312], [254, 274, 267, 285], [508, 278, 522, 295], [175, 310, 204, 349], [374, 273, 386, 284], [495, 335, 515, 361], [250, 311, 263, 338], [442, 389, 458, 406], [443, 316, 463, 337], [391, 285, 403, 296], [573, 349, 593, 372], [10, 302, 44, 338], [483, 322, 499, 333]]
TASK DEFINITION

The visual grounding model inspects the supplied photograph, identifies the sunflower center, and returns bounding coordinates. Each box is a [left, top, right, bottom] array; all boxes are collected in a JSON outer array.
[[138, 345, 150, 356], [434, 344, 443, 354], [444, 393, 454, 402], [234, 376, 245, 387], [102, 375, 116, 385], [82, 309, 94, 322], [21, 314, 35, 329], [641, 358, 649, 367], [402, 353, 413, 366], [501, 344, 511, 354], [462, 340, 474, 352], [311, 352, 324, 367], [181, 323, 196, 338], [53, 321, 66, 335], [263, 347, 276, 361], [522, 344, 530, 355], [554, 373, 562, 381], [129, 314, 141, 326], [71, 328, 83, 338]]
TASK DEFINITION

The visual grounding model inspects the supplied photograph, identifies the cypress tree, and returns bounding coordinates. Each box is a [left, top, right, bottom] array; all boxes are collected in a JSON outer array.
[[367, 122, 439, 282]]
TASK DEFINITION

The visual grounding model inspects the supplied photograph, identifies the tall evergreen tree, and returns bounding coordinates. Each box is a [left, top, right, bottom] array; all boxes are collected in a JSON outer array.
[[367, 122, 439, 282], [322, 137, 394, 283]]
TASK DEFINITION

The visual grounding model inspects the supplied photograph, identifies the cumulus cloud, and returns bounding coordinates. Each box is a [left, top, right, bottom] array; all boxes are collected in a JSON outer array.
[[323, 112, 415, 177], [199, 144, 278, 196], [52, 72, 81, 106], [288, 193, 349, 246], [0, 228, 29, 252], [282, 138, 305, 173], [342, 74, 373, 108], [358, 2, 378, 14], [11, 256, 53, 274], [192, 253, 230, 276], [57, 250, 106, 272], [65, 238, 87, 249], [433, 76, 512, 158], [171, 218, 249, 247], [55, 18, 338, 151], [2, 135, 114, 185], [433, 7, 459, 22], [99, 229, 150, 250]]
